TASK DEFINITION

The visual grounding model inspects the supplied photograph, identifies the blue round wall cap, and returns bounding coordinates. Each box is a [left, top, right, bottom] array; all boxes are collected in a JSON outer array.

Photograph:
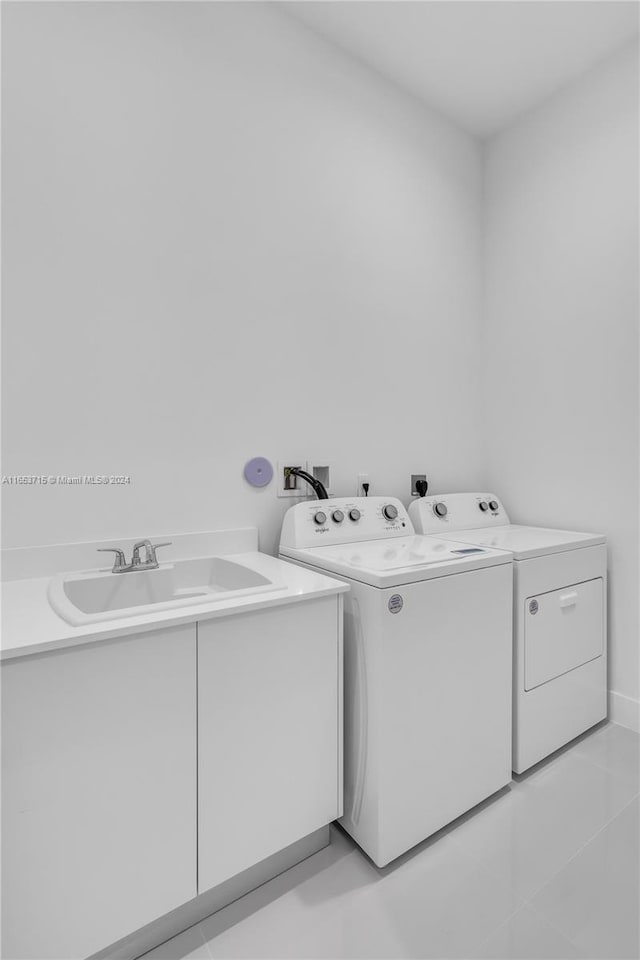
[[244, 457, 274, 488]]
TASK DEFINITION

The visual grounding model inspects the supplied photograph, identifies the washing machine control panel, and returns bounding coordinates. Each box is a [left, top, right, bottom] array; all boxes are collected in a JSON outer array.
[[408, 493, 510, 534], [280, 497, 414, 549]]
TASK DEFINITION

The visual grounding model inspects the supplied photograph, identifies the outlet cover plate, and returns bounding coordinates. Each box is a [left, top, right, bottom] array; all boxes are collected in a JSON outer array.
[[307, 460, 333, 497], [357, 473, 370, 496], [411, 474, 428, 497]]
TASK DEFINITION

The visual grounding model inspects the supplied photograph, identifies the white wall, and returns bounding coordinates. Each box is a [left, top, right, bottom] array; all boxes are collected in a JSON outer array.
[[4, 4, 637, 715], [1, 1, 483, 556], [483, 43, 639, 718]]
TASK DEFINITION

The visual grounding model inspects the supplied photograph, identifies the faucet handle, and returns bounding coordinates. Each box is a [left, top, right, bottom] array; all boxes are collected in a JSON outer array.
[[97, 547, 127, 573], [151, 542, 172, 562]]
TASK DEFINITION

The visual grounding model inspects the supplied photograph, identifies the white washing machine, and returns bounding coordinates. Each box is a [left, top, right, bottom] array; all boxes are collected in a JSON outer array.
[[279, 496, 513, 867], [408, 493, 607, 774]]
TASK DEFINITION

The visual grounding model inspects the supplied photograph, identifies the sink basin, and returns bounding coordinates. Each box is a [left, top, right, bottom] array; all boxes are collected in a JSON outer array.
[[48, 557, 283, 626]]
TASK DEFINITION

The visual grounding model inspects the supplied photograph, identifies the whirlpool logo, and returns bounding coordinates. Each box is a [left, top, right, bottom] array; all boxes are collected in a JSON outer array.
[[388, 594, 404, 614]]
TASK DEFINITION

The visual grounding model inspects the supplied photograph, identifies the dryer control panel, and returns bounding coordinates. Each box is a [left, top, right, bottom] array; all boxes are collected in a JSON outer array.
[[409, 493, 510, 534], [280, 497, 413, 549]]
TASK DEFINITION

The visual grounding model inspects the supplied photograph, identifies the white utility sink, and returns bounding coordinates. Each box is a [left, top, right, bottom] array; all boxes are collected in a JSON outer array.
[[48, 557, 283, 626]]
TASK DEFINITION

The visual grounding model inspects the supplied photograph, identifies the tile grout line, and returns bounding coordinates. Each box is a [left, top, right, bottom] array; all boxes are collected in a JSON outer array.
[[448, 782, 638, 960], [492, 748, 640, 905], [198, 921, 215, 960], [509, 723, 640, 792], [576, 753, 640, 791], [138, 919, 210, 960], [189, 789, 639, 960], [518, 791, 640, 960], [439, 833, 530, 954], [470, 901, 582, 959], [470, 902, 531, 958], [524, 899, 589, 958], [446, 747, 639, 955], [570, 725, 640, 786], [190, 732, 640, 959], [521, 790, 640, 907]]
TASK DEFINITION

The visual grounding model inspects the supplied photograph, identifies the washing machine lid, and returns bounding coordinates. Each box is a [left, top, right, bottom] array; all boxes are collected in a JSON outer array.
[[282, 535, 510, 588], [427, 525, 605, 561]]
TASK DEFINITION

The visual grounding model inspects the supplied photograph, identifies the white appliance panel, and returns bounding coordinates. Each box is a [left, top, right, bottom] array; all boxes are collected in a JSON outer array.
[[409, 492, 510, 531], [303, 535, 470, 570], [333, 565, 513, 866], [287, 536, 509, 588], [409, 493, 607, 773], [524, 578, 604, 691], [373, 566, 513, 865], [514, 546, 607, 772], [281, 499, 510, 588], [414, 525, 604, 561], [279, 495, 514, 865], [280, 496, 413, 550]]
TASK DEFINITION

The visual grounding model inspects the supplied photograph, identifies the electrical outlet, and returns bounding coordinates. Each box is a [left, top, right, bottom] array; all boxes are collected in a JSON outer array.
[[357, 473, 370, 496], [277, 461, 307, 498], [411, 474, 428, 497]]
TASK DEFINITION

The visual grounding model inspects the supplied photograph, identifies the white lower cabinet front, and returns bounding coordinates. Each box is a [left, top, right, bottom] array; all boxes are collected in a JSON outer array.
[[197, 597, 341, 892], [1, 625, 197, 960], [2, 597, 342, 958]]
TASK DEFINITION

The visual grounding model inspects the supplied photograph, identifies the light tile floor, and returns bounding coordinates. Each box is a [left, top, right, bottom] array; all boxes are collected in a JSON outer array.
[[144, 722, 640, 959]]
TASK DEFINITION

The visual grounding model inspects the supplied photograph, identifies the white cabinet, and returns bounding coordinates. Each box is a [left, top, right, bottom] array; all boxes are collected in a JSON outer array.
[[197, 597, 342, 892], [1, 595, 343, 958], [1, 625, 197, 960]]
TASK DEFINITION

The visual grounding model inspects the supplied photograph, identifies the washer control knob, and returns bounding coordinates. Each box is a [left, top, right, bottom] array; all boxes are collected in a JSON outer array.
[[479, 501, 489, 512], [332, 510, 344, 524], [349, 508, 361, 522], [382, 504, 398, 522], [489, 500, 499, 512], [433, 502, 448, 518], [313, 511, 327, 526]]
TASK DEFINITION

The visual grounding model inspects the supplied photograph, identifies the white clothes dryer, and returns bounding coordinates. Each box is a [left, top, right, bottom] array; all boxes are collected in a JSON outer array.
[[408, 493, 607, 773]]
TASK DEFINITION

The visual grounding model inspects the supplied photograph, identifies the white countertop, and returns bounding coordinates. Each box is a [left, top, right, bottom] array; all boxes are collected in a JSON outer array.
[[1, 551, 349, 661]]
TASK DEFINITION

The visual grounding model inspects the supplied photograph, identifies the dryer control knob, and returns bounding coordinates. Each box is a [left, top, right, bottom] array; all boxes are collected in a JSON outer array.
[[349, 509, 361, 522], [313, 511, 327, 525], [382, 504, 398, 521], [479, 501, 489, 512], [489, 500, 499, 512], [332, 510, 344, 524], [434, 502, 448, 518]]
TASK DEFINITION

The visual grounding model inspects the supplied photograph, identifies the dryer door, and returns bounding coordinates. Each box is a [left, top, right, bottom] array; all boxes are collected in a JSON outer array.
[[524, 578, 604, 691]]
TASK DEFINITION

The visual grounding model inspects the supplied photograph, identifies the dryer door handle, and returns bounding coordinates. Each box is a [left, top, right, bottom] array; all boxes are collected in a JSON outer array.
[[559, 591, 578, 608]]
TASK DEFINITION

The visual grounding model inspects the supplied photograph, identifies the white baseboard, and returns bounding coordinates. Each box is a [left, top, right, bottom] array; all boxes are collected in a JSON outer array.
[[609, 689, 640, 733], [92, 826, 330, 960]]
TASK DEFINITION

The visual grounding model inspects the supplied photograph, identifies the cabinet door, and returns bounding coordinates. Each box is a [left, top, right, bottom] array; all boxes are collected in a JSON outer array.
[[1, 625, 197, 960], [198, 598, 340, 892]]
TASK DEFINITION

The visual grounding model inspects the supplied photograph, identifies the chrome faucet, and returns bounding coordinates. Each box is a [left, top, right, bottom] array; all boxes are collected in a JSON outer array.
[[131, 539, 172, 570], [97, 541, 172, 574]]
